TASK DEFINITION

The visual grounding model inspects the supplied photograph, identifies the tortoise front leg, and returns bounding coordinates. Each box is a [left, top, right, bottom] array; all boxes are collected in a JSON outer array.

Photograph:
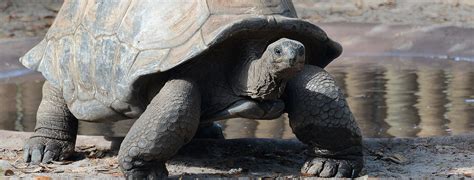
[[118, 78, 200, 179], [23, 81, 78, 164], [284, 65, 363, 178]]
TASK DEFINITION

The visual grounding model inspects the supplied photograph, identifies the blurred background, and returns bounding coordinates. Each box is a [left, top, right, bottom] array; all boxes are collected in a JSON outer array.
[[0, 0, 473, 138]]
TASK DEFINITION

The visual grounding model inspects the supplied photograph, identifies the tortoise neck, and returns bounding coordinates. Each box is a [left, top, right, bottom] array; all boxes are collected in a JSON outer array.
[[231, 52, 287, 101]]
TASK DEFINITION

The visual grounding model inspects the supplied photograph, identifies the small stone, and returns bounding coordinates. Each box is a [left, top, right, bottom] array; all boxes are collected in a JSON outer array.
[[4, 169, 14, 176]]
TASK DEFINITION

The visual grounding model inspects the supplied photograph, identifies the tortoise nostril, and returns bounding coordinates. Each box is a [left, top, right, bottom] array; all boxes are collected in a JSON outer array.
[[289, 55, 298, 66]]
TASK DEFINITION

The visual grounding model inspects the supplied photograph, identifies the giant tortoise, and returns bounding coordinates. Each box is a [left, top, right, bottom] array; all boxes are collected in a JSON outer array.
[[20, 0, 363, 178]]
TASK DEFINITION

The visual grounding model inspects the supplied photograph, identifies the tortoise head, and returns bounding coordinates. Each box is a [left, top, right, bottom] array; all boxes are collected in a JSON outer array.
[[232, 38, 306, 100], [266, 38, 305, 76]]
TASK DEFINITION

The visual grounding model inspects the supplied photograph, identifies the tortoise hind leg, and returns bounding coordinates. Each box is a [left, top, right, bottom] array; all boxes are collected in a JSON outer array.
[[118, 78, 200, 179], [23, 81, 78, 164], [284, 65, 363, 178]]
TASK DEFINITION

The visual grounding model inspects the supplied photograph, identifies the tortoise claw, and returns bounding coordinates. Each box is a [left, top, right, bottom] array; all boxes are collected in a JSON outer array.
[[301, 157, 363, 178]]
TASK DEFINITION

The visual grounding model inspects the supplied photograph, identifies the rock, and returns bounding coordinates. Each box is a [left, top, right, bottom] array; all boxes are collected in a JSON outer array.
[[4, 169, 14, 176]]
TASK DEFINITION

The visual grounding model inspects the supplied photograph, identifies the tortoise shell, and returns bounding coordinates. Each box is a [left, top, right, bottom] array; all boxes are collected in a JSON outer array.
[[20, 0, 342, 121]]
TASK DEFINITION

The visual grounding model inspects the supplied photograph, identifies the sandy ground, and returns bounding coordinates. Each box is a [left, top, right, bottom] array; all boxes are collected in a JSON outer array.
[[294, 0, 474, 28], [0, 130, 473, 179]]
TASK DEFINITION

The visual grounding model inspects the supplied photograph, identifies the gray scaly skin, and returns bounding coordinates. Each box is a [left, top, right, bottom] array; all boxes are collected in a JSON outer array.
[[285, 66, 363, 177], [23, 38, 363, 178], [23, 81, 78, 164], [118, 78, 201, 178]]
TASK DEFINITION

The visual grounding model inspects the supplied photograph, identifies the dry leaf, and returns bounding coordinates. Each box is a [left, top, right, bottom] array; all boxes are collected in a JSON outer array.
[[77, 145, 96, 151], [464, 172, 473, 177], [24, 166, 44, 173], [385, 153, 408, 164], [52, 161, 73, 165], [34, 176, 52, 180], [111, 172, 124, 177]]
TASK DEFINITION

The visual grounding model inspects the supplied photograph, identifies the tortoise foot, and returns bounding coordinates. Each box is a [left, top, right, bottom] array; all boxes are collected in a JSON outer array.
[[301, 157, 363, 178], [23, 137, 75, 164], [124, 165, 168, 180]]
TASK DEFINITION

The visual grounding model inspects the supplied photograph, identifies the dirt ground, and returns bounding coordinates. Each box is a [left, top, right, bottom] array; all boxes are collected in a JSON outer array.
[[1, 130, 473, 179]]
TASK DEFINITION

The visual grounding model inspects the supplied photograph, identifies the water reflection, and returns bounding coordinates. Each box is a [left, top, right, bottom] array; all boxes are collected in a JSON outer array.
[[0, 57, 472, 138], [415, 67, 449, 137], [385, 68, 421, 137], [342, 62, 390, 137], [0, 83, 17, 131], [446, 65, 474, 135]]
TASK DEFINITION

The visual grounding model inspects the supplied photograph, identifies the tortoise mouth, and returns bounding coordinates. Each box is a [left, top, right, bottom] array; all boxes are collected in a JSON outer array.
[[273, 65, 304, 78]]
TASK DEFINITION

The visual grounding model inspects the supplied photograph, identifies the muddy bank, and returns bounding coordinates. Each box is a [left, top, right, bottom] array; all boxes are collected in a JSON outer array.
[[0, 130, 473, 178]]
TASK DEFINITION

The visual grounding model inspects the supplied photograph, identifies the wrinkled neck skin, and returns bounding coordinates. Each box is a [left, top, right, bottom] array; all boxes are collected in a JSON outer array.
[[232, 51, 288, 101]]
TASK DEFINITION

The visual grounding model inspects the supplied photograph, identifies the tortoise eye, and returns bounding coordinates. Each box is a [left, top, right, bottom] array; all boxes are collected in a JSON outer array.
[[274, 47, 282, 55]]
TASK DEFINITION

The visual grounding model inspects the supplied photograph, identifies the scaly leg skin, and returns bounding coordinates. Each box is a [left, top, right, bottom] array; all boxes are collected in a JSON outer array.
[[284, 65, 363, 178], [23, 81, 78, 164], [118, 78, 201, 179]]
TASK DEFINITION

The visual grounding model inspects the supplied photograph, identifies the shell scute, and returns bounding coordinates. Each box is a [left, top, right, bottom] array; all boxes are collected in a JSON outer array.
[[46, 0, 88, 39], [73, 26, 95, 101], [129, 49, 170, 82], [94, 36, 119, 105], [117, 0, 210, 50], [82, 0, 131, 37], [112, 43, 139, 102], [207, 0, 296, 17], [57, 36, 76, 103], [37, 40, 60, 86], [19, 39, 47, 70]]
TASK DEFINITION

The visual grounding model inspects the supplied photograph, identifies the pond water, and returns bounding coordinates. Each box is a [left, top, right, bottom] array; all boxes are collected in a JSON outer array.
[[0, 56, 473, 138]]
